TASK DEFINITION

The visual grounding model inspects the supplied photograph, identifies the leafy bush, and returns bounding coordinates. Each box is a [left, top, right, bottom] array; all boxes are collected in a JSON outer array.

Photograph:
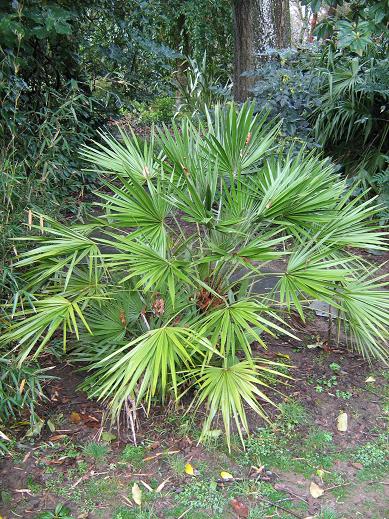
[[130, 97, 176, 125], [250, 47, 321, 147], [1, 103, 388, 449], [308, 0, 389, 222]]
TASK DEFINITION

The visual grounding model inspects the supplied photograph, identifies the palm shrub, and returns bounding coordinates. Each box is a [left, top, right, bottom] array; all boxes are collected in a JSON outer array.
[[1, 103, 388, 448]]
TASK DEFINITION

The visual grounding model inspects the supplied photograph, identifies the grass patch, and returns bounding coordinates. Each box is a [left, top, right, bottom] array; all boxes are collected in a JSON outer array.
[[84, 477, 119, 501], [242, 424, 338, 477], [83, 442, 109, 461], [167, 453, 187, 474], [120, 445, 146, 468]]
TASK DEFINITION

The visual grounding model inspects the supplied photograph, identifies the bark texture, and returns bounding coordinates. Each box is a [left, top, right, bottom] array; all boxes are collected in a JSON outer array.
[[233, 0, 291, 102]]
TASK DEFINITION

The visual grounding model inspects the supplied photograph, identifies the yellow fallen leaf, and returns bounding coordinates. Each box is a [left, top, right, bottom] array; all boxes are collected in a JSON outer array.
[[337, 412, 348, 432], [365, 376, 376, 383], [185, 463, 195, 476], [19, 379, 26, 394], [309, 480, 324, 498], [69, 411, 81, 424], [132, 482, 142, 506], [220, 471, 234, 480], [276, 353, 290, 359]]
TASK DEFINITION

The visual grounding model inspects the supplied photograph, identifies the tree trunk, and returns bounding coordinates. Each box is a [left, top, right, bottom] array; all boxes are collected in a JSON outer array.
[[232, 0, 254, 102], [233, 0, 291, 102], [273, 0, 291, 49]]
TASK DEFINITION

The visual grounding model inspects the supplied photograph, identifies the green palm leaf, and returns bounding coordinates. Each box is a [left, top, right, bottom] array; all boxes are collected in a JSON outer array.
[[204, 102, 280, 176], [82, 327, 212, 418], [101, 235, 193, 306], [278, 241, 353, 318], [98, 176, 170, 253], [188, 359, 289, 450], [337, 272, 389, 362], [197, 300, 295, 359], [1, 296, 91, 363], [81, 128, 158, 180], [15, 217, 103, 290]]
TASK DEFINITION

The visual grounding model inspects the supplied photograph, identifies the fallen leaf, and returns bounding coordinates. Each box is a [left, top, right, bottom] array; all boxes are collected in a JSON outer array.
[[47, 419, 56, 432], [185, 463, 195, 476], [132, 482, 142, 506], [250, 465, 264, 476], [220, 471, 234, 480], [350, 462, 363, 470], [230, 498, 249, 518], [25, 416, 44, 437], [143, 449, 180, 462], [337, 412, 348, 432], [155, 478, 170, 493], [0, 430, 10, 441], [309, 480, 324, 498], [365, 376, 376, 383], [22, 452, 31, 463], [140, 480, 153, 492], [306, 341, 323, 349], [14, 489, 33, 496], [49, 434, 67, 441], [70, 411, 81, 424], [276, 352, 290, 359], [19, 379, 26, 394], [71, 477, 83, 489]]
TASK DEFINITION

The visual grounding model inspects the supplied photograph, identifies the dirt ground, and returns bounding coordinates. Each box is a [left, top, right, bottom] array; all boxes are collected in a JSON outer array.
[[1, 308, 388, 519]]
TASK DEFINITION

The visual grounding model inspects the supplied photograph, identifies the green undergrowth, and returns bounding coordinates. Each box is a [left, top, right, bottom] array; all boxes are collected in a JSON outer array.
[[2, 393, 388, 519]]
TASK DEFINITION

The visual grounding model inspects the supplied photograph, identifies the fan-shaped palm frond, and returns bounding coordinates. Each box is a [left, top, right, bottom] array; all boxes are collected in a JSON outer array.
[[1, 296, 90, 363], [336, 272, 389, 362], [204, 102, 280, 176], [188, 359, 289, 449], [15, 217, 103, 290], [254, 153, 344, 226], [81, 127, 158, 180], [82, 326, 213, 418], [100, 235, 193, 307], [278, 241, 353, 318], [98, 176, 170, 253], [196, 300, 295, 359]]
